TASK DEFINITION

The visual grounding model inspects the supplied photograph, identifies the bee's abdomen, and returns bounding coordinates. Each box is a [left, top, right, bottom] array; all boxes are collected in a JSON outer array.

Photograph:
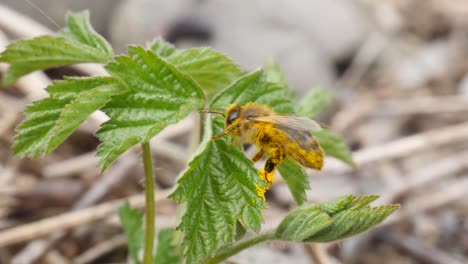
[[286, 139, 324, 169]]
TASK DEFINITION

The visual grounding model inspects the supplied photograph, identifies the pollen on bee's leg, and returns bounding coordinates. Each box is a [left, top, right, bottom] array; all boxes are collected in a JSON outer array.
[[259, 169, 267, 182], [265, 171, 274, 185], [259, 169, 275, 185], [255, 184, 267, 201], [256, 169, 273, 200]]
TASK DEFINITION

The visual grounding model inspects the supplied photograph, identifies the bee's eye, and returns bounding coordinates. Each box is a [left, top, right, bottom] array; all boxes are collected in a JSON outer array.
[[226, 110, 239, 125]]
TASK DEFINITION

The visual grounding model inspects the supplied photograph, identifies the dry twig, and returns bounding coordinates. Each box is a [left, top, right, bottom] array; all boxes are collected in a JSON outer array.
[[384, 177, 468, 226], [372, 96, 468, 116], [303, 243, 334, 264], [12, 152, 139, 263], [378, 231, 464, 264], [0, 189, 172, 247], [377, 150, 468, 205], [326, 121, 468, 175], [73, 235, 127, 264]]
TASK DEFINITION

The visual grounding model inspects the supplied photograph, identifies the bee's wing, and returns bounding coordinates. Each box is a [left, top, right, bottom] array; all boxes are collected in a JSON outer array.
[[252, 115, 322, 132]]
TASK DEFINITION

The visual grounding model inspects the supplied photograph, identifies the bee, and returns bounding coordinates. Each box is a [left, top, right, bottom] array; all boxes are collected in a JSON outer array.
[[209, 103, 324, 192]]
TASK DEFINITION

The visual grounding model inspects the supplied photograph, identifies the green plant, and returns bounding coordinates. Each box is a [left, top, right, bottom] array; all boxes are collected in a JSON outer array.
[[0, 11, 398, 264]]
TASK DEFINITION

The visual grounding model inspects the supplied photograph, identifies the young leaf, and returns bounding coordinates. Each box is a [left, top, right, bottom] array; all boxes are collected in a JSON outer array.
[[319, 194, 355, 215], [0, 12, 112, 86], [305, 195, 399, 242], [306, 205, 399, 242], [170, 136, 266, 264], [13, 77, 126, 157], [155, 229, 183, 264], [168, 48, 243, 98], [274, 195, 399, 243], [277, 158, 310, 205], [118, 203, 144, 264], [148, 38, 243, 98], [210, 69, 295, 114], [275, 204, 334, 241], [171, 114, 266, 264], [97, 46, 205, 170], [297, 89, 334, 118], [263, 59, 288, 88], [60, 10, 113, 57], [314, 129, 355, 167], [148, 38, 178, 58]]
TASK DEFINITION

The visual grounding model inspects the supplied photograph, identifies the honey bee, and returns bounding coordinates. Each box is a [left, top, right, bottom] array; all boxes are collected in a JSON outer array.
[[209, 103, 324, 192]]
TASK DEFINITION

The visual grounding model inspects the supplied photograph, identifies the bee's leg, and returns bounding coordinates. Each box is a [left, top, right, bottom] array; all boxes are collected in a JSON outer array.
[[210, 125, 237, 141], [252, 150, 265, 162], [259, 150, 285, 185], [211, 131, 228, 141]]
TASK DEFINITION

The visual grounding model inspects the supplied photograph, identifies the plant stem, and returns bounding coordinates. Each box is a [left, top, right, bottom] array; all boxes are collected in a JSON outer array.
[[142, 142, 155, 264], [205, 231, 275, 263]]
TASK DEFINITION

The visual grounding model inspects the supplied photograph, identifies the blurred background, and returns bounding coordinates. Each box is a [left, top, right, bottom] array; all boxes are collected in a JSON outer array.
[[1, 0, 468, 263]]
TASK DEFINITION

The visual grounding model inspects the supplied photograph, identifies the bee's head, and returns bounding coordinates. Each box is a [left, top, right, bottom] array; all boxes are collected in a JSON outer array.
[[225, 104, 242, 127]]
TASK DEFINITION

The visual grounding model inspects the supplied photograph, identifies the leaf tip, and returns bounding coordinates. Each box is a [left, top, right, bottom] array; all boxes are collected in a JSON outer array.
[[65, 9, 90, 20]]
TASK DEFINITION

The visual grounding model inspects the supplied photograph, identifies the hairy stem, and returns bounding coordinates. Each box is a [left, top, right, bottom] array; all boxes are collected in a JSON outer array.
[[205, 232, 275, 263], [142, 142, 155, 264]]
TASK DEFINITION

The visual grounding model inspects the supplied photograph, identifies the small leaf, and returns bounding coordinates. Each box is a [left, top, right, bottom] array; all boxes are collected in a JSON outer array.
[[148, 38, 243, 98], [155, 229, 183, 264], [314, 129, 355, 167], [168, 48, 243, 98], [305, 195, 399, 242], [263, 59, 288, 87], [13, 77, 126, 157], [278, 158, 310, 205], [170, 118, 266, 264], [210, 69, 295, 114], [319, 195, 355, 215], [0, 12, 112, 86], [97, 46, 205, 170], [306, 204, 399, 242], [275, 195, 399, 243], [60, 10, 113, 58], [119, 202, 144, 264], [275, 204, 334, 241], [148, 38, 178, 58], [297, 89, 334, 118]]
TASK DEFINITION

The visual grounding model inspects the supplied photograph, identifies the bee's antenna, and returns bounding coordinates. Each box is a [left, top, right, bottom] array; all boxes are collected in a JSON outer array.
[[199, 109, 225, 117]]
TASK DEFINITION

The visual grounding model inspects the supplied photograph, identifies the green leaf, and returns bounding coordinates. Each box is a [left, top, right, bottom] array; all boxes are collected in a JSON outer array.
[[13, 77, 126, 157], [155, 229, 183, 264], [275, 195, 399, 243], [297, 89, 334, 118], [314, 129, 355, 167], [148, 38, 244, 98], [319, 195, 355, 215], [263, 59, 288, 87], [275, 204, 334, 241], [277, 158, 310, 205], [60, 10, 113, 57], [170, 118, 266, 264], [148, 38, 178, 58], [210, 69, 295, 114], [305, 195, 399, 242], [0, 12, 112, 86], [119, 202, 144, 264], [97, 46, 205, 170], [168, 48, 243, 98]]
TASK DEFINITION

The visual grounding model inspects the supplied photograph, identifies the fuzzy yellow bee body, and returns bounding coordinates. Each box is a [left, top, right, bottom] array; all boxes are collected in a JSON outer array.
[[211, 103, 324, 191]]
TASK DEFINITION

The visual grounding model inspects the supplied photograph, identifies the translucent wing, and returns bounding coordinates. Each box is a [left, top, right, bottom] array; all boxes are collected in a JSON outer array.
[[252, 115, 322, 132]]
